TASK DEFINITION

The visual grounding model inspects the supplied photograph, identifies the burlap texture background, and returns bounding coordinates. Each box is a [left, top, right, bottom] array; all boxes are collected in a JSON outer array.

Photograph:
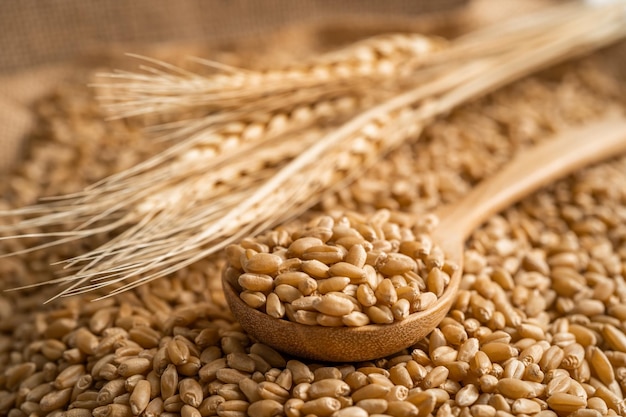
[[0, 0, 561, 175]]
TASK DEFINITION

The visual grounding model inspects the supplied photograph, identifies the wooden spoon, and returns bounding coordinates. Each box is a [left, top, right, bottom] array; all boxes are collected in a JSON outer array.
[[222, 115, 626, 362]]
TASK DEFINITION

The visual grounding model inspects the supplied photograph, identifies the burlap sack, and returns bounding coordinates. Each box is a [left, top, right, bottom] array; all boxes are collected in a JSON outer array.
[[0, 0, 564, 175]]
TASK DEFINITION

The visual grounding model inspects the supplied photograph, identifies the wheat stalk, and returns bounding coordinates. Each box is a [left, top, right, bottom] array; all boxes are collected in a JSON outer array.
[[1, 33, 440, 258], [1, 1, 625, 300]]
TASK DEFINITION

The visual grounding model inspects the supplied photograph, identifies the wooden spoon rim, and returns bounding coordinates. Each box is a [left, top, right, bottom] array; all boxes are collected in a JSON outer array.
[[222, 266, 461, 362]]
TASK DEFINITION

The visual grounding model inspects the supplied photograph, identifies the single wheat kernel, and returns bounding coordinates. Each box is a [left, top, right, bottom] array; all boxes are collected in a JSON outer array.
[[299, 396, 341, 416], [216, 399, 249, 415], [540, 345, 565, 372], [345, 244, 368, 268], [240, 291, 267, 309], [391, 298, 410, 321], [274, 285, 303, 303], [427, 268, 447, 297], [98, 379, 126, 405], [456, 383, 480, 407], [523, 363, 545, 383], [470, 351, 492, 377], [354, 398, 387, 414], [123, 374, 143, 394], [416, 292, 438, 311], [356, 284, 377, 307], [519, 343, 546, 366], [328, 262, 366, 282], [291, 382, 310, 401], [273, 271, 317, 295], [181, 404, 202, 417], [316, 313, 343, 327], [365, 305, 394, 324], [39, 387, 72, 412], [248, 344, 285, 369], [218, 383, 247, 401], [562, 343, 585, 369], [315, 366, 345, 381], [317, 277, 351, 294], [308, 379, 350, 399], [290, 310, 316, 325], [265, 292, 285, 319], [422, 366, 449, 389], [431, 346, 458, 366], [238, 377, 261, 403], [288, 238, 324, 258], [502, 359, 525, 379], [406, 390, 436, 415], [160, 364, 178, 399], [282, 398, 304, 417], [333, 405, 369, 417], [216, 368, 250, 384], [302, 246, 346, 265], [546, 392, 586, 413], [243, 253, 283, 275], [238, 273, 274, 293], [169, 334, 197, 357], [313, 294, 354, 316], [129, 379, 150, 415], [64, 409, 94, 417], [495, 378, 535, 399], [257, 381, 290, 403], [570, 409, 603, 417], [245, 399, 283, 417], [351, 384, 390, 403], [290, 295, 320, 311], [25, 382, 54, 403], [511, 398, 542, 414], [127, 327, 161, 349], [374, 279, 398, 306], [385, 399, 419, 417], [300, 260, 329, 279], [53, 364, 85, 390], [178, 378, 203, 407], [602, 325, 626, 353], [586, 396, 609, 415], [588, 346, 615, 386]]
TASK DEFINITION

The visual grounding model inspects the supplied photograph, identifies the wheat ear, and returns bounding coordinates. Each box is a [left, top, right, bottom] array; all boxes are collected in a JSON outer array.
[[0, 32, 446, 259], [95, 33, 445, 120]]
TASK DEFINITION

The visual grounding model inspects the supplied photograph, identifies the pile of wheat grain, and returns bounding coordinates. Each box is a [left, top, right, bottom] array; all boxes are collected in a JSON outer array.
[[1, 53, 626, 417]]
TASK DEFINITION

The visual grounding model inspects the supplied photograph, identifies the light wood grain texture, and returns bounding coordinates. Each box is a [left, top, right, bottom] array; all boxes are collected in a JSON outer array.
[[223, 114, 626, 362]]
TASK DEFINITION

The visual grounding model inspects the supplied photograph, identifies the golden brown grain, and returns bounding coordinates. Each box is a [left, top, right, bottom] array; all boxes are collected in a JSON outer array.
[[39, 387, 72, 412], [159, 364, 178, 400], [226, 210, 456, 327], [546, 392, 587, 413], [129, 379, 151, 415], [2, 21, 626, 417], [496, 378, 536, 399], [179, 378, 203, 407]]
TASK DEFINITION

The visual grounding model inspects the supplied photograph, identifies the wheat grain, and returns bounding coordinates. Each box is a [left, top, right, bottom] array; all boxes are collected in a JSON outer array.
[[226, 210, 456, 326], [3, 9, 626, 417]]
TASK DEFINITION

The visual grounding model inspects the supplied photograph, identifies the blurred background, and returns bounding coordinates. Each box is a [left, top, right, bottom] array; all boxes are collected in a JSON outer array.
[[0, 0, 562, 174]]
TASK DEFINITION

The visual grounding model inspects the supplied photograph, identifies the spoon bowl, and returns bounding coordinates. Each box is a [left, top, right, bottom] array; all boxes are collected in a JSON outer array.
[[223, 249, 462, 362], [222, 115, 626, 362]]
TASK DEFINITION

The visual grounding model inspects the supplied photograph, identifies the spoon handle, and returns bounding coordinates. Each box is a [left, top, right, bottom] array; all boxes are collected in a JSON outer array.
[[435, 114, 626, 241]]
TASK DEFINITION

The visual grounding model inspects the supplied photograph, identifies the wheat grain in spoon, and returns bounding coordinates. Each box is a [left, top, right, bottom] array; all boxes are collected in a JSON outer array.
[[222, 114, 626, 362]]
